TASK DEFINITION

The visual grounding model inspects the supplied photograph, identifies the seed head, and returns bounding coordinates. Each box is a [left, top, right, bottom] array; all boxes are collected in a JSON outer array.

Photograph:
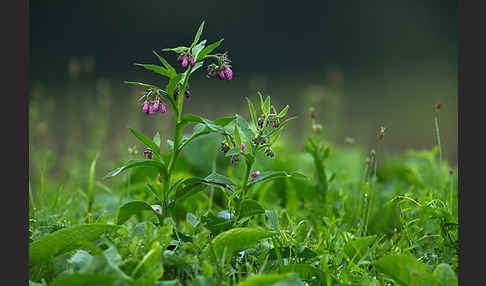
[[378, 126, 386, 140], [309, 107, 316, 119], [312, 124, 322, 134], [435, 101, 442, 110]]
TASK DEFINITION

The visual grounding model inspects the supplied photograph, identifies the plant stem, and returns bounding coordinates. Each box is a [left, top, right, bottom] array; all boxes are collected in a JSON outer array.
[[434, 110, 442, 168]]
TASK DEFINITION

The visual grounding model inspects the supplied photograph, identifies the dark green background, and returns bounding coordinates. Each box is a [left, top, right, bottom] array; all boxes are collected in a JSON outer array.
[[29, 1, 458, 165]]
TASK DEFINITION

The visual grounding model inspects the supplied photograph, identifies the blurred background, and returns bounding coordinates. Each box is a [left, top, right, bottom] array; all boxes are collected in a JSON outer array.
[[29, 0, 458, 184]]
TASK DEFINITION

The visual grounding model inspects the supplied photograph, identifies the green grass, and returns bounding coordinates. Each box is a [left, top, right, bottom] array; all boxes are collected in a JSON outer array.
[[29, 126, 458, 285]]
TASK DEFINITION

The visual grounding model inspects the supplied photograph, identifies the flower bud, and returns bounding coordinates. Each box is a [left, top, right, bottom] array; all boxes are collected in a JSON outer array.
[[257, 118, 263, 128], [251, 171, 260, 179], [241, 143, 246, 152], [148, 106, 155, 115], [218, 70, 226, 80], [177, 54, 183, 63], [160, 103, 167, 114], [220, 141, 230, 153], [182, 56, 188, 67], [190, 55, 195, 67], [142, 101, 149, 113], [224, 66, 233, 80], [185, 89, 191, 99], [152, 100, 159, 112]]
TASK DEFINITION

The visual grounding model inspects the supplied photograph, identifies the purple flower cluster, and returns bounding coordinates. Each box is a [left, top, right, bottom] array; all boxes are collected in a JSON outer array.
[[141, 89, 167, 116], [177, 53, 196, 68], [206, 54, 233, 80]]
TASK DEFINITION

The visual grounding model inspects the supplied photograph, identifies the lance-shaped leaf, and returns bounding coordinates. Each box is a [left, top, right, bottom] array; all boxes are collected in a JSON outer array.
[[191, 40, 207, 61], [123, 81, 164, 91], [129, 128, 161, 156], [247, 171, 307, 188], [116, 200, 163, 225], [197, 38, 224, 61], [162, 46, 189, 53], [153, 50, 176, 75], [374, 254, 434, 286], [239, 199, 266, 219], [203, 227, 275, 261], [191, 21, 205, 48], [201, 212, 233, 236], [134, 63, 172, 78], [247, 97, 258, 127], [50, 273, 120, 286], [104, 159, 168, 179], [29, 224, 121, 266], [268, 116, 297, 136], [237, 273, 295, 286]]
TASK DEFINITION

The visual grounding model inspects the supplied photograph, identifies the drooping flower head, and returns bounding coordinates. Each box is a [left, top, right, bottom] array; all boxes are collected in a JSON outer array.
[[206, 53, 233, 81]]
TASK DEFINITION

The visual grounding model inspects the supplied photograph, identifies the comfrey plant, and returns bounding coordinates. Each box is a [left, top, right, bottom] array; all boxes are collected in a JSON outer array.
[[104, 22, 303, 232]]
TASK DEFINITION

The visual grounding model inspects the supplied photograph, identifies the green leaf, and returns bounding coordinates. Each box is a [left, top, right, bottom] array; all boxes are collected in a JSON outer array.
[[29, 224, 121, 266], [268, 116, 297, 136], [153, 51, 176, 75], [265, 246, 318, 260], [432, 263, 458, 286], [116, 200, 163, 225], [78, 246, 131, 280], [167, 140, 174, 152], [247, 171, 307, 188], [203, 172, 237, 189], [277, 105, 289, 118], [201, 212, 233, 235], [132, 241, 163, 282], [374, 255, 434, 286], [191, 40, 207, 62], [280, 264, 323, 281], [203, 227, 275, 261], [239, 199, 266, 219], [129, 128, 161, 156], [343, 235, 377, 260], [104, 159, 168, 180], [191, 21, 205, 48], [166, 73, 183, 112], [186, 213, 200, 227], [153, 132, 161, 147], [234, 124, 242, 148], [262, 96, 271, 115], [174, 177, 206, 200], [124, 81, 164, 91], [247, 97, 258, 127], [50, 273, 120, 286], [265, 210, 279, 232], [134, 63, 172, 78], [235, 114, 255, 141], [197, 38, 224, 61], [237, 273, 293, 286], [213, 115, 236, 126], [162, 46, 189, 53]]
